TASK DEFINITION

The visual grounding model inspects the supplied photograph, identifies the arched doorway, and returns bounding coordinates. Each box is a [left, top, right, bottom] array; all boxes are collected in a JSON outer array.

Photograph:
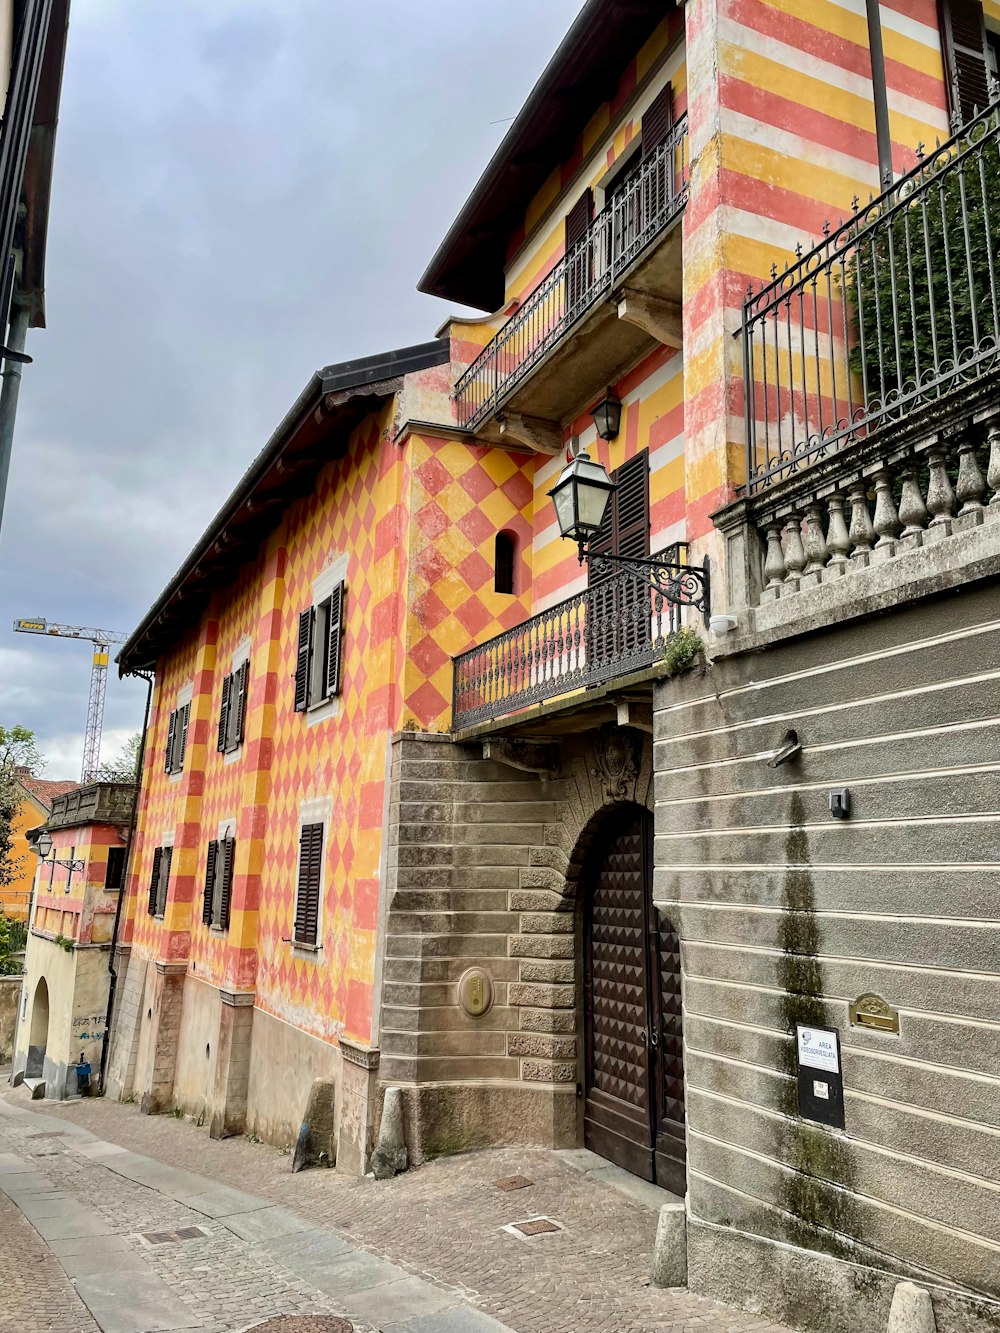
[[581, 803, 685, 1194], [26, 977, 49, 1077]]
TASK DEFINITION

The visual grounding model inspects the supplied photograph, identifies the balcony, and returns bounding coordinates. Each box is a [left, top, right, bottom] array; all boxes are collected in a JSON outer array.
[[452, 543, 699, 732], [717, 100, 1000, 625], [455, 116, 689, 439], [48, 782, 136, 830]]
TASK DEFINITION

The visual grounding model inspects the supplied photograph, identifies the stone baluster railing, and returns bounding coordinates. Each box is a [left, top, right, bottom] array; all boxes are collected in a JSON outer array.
[[757, 417, 1000, 603]]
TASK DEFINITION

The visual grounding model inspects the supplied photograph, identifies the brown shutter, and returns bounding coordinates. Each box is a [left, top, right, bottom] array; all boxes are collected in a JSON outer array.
[[324, 586, 345, 699], [217, 675, 232, 753], [565, 188, 594, 249], [176, 704, 190, 771], [939, 0, 991, 125], [203, 840, 218, 925], [235, 660, 250, 745], [294, 822, 323, 946], [218, 836, 235, 930], [148, 847, 162, 915], [565, 188, 594, 313], [165, 711, 177, 773], [156, 846, 172, 916], [641, 84, 674, 157], [614, 449, 651, 560], [294, 609, 313, 712]]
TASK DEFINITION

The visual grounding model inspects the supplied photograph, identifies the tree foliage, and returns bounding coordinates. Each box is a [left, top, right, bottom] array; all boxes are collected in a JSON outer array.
[[0, 724, 43, 892], [850, 122, 1000, 404], [95, 732, 142, 784]]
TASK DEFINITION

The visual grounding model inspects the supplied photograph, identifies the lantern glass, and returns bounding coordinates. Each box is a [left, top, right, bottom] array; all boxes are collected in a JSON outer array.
[[35, 831, 53, 859], [592, 391, 623, 441], [547, 452, 617, 544]]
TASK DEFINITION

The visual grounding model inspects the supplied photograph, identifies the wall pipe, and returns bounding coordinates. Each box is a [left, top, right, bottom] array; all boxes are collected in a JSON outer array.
[[98, 667, 153, 1095], [0, 301, 30, 540], [866, 0, 894, 184]]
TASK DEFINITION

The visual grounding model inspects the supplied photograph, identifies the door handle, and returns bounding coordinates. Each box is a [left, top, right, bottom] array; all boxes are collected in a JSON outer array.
[[648, 1026, 658, 1049]]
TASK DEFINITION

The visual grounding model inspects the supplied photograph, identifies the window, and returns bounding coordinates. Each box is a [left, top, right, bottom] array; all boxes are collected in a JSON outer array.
[[217, 661, 249, 754], [202, 835, 235, 930], [293, 822, 324, 948], [294, 584, 345, 713], [147, 846, 172, 917], [494, 532, 516, 595], [988, 29, 1000, 83], [939, 0, 992, 127], [164, 703, 190, 775], [105, 846, 127, 890]]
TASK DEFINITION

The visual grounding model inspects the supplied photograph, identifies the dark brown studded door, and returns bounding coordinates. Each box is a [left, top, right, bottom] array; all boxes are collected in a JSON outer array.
[[583, 805, 686, 1190]]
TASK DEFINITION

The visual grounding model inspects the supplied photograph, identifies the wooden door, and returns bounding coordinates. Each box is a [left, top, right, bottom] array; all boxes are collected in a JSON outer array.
[[583, 805, 686, 1191]]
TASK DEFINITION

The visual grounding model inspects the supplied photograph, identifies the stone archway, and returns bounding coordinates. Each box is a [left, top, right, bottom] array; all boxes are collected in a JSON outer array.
[[26, 977, 49, 1078]]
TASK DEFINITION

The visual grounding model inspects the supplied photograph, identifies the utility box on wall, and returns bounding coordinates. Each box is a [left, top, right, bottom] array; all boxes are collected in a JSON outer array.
[[795, 1024, 845, 1131]]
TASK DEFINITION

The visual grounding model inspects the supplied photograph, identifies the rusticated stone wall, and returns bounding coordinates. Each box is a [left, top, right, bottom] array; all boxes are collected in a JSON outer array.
[[378, 726, 654, 1161]]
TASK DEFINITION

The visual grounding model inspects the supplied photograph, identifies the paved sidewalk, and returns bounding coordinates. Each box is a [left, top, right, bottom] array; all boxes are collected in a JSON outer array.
[[0, 1088, 795, 1333]]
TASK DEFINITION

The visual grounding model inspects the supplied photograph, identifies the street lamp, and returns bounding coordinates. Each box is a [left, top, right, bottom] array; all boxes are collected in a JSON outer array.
[[547, 452, 711, 620], [32, 831, 84, 891], [591, 390, 623, 442]]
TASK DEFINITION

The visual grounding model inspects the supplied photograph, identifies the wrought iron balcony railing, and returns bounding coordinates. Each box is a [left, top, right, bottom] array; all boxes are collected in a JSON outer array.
[[455, 115, 689, 432], [452, 543, 693, 730], [743, 98, 1000, 495]]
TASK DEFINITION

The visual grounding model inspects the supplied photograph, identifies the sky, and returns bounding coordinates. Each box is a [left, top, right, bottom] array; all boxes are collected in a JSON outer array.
[[0, 0, 583, 779]]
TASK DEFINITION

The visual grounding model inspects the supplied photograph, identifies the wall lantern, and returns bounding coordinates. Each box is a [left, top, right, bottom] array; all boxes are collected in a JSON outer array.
[[34, 831, 53, 859], [592, 390, 623, 441], [547, 453, 712, 622]]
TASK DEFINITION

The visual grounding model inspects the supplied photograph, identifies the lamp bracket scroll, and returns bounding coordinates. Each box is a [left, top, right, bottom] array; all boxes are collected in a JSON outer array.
[[583, 548, 711, 625]]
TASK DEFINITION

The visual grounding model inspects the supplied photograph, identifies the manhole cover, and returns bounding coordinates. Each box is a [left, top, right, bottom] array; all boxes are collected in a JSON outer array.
[[246, 1321, 353, 1333], [495, 1175, 533, 1192], [502, 1216, 565, 1240]]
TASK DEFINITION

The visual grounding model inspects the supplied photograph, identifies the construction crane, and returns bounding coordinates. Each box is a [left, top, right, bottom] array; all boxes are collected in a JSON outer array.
[[12, 617, 130, 782]]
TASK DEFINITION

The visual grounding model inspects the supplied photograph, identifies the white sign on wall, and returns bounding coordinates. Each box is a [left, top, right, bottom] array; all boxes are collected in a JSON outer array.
[[796, 1024, 840, 1074]]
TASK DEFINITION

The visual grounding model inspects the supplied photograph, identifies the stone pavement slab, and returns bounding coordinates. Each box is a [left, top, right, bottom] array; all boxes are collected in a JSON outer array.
[[222, 1204, 314, 1244], [181, 1186, 274, 1218], [382, 1309, 516, 1333], [301, 1249, 412, 1296], [343, 1276, 462, 1326], [72, 1268, 206, 1333]]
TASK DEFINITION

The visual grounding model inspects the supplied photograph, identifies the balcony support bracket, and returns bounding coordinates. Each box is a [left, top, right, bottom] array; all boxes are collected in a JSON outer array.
[[482, 738, 560, 778], [498, 413, 563, 456], [617, 289, 683, 349], [616, 701, 654, 734]]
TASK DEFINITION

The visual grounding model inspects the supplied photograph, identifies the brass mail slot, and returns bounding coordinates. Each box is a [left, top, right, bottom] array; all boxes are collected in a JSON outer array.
[[849, 993, 900, 1035]]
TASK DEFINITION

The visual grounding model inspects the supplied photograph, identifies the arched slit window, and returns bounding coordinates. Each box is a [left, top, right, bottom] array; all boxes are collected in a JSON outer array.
[[494, 531, 516, 595]]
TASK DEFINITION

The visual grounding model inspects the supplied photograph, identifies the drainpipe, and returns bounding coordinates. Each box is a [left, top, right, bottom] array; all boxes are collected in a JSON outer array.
[[98, 668, 154, 1095], [866, 0, 894, 185], [0, 300, 31, 540]]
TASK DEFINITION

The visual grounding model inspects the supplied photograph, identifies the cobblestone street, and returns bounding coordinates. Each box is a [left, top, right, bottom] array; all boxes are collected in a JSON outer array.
[[0, 1086, 795, 1333]]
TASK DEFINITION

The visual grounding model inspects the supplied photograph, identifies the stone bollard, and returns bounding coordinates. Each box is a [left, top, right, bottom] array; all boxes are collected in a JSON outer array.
[[650, 1199, 687, 1288], [291, 1077, 336, 1173], [887, 1282, 936, 1333], [370, 1086, 408, 1180]]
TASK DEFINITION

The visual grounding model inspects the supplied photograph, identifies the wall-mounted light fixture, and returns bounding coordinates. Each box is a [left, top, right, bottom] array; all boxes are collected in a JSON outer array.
[[591, 390, 623, 441], [547, 452, 710, 621]]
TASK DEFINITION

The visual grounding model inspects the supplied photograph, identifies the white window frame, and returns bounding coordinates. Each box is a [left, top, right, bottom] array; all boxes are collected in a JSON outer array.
[[305, 555, 348, 726], [222, 640, 252, 764]]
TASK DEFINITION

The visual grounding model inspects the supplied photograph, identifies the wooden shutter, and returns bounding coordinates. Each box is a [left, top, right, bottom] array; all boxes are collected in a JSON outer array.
[[156, 846, 172, 916], [177, 704, 190, 770], [234, 660, 249, 745], [614, 450, 651, 561], [565, 188, 594, 313], [218, 836, 235, 930], [294, 822, 323, 946], [165, 711, 177, 773], [939, 0, 991, 125], [148, 847, 162, 915], [294, 609, 313, 712], [324, 586, 345, 699], [566, 188, 594, 249], [203, 840, 218, 926], [217, 675, 232, 753], [641, 84, 674, 157]]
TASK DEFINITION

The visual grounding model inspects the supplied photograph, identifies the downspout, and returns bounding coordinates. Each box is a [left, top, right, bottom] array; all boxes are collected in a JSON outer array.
[[98, 667, 153, 1095], [866, 0, 894, 185], [0, 300, 31, 540]]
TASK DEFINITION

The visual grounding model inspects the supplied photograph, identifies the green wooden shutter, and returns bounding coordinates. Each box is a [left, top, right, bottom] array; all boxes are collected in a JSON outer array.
[[324, 586, 345, 699], [217, 676, 232, 753], [294, 822, 323, 946], [165, 712, 177, 773], [235, 660, 249, 745], [294, 609, 313, 712], [156, 846, 172, 917], [203, 840, 218, 925], [939, 0, 991, 125], [219, 836, 235, 930], [148, 847, 162, 915]]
